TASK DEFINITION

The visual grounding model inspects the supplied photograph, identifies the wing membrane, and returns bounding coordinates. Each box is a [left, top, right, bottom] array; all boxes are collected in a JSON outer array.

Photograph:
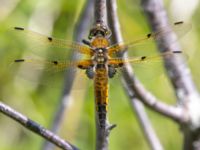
[[108, 51, 181, 66], [108, 21, 191, 55], [13, 58, 93, 72], [13, 27, 93, 56], [10, 58, 93, 87]]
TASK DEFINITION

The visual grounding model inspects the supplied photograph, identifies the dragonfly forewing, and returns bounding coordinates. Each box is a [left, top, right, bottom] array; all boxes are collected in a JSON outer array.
[[108, 21, 191, 55], [13, 27, 93, 57]]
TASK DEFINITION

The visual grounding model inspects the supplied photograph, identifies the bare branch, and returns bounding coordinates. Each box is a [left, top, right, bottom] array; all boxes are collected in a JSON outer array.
[[42, 0, 94, 149], [107, 0, 165, 149], [140, 0, 200, 102], [122, 80, 164, 150], [94, 0, 107, 24], [0, 101, 78, 150], [122, 67, 187, 123], [106, 0, 188, 123], [141, 0, 200, 149]]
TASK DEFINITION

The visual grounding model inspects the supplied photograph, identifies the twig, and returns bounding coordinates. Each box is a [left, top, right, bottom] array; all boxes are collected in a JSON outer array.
[[94, 0, 107, 24], [124, 72, 186, 122], [0, 101, 78, 150], [122, 80, 164, 150], [42, 0, 94, 149], [141, 0, 200, 149], [140, 0, 199, 102], [107, 0, 164, 149]]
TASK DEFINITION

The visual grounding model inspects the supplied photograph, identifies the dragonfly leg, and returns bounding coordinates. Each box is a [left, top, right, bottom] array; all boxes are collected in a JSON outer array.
[[82, 39, 91, 46], [108, 65, 117, 78], [85, 67, 94, 79]]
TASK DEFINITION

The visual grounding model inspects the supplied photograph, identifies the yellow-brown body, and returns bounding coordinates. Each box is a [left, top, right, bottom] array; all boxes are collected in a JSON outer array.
[[90, 34, 110, 128], [94, 65, 109, 128]]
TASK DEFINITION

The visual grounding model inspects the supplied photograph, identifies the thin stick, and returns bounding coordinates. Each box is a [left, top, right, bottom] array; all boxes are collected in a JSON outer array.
[[94, 0, 107, 24], [122, 80, 164, 150], [0, 101, 78, 150], [42, 0, 94, 149]]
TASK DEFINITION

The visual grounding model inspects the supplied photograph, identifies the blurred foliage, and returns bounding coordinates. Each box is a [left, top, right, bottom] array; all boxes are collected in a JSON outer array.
[[0, 0, 199, 150]]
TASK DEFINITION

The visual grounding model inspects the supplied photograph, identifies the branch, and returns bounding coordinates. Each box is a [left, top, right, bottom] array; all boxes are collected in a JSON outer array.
[[123, 67, 187, 123], [107, 0, 164, 149], [94, 0, 116, 149], [140, 0, 199, 102], [107, 0, 186, 124], [42, 0, 94, 149], [94, 0, 107, 24], [122, 80, 164, 150], [141, 0, 200, 149], [107, 0, 188, 123], [0, 101, 78, 150]]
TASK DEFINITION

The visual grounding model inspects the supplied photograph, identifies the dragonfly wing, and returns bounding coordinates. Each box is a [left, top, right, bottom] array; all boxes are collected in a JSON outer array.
[[108, 51, 184, 83], [12, 58, 93, 72], [10, 58, 93, 87], [108, 51, 182, 66], [13, 27, 93, 56], [108, 21, 191, 55]]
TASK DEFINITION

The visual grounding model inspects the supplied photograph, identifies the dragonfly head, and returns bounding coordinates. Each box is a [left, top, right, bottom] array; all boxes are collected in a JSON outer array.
[[88, 23, 112, 40]]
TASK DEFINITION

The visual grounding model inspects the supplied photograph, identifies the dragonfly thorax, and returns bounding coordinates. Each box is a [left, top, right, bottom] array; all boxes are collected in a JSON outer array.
[[90, 36, 109, 49], [93, 48, 108, 64]]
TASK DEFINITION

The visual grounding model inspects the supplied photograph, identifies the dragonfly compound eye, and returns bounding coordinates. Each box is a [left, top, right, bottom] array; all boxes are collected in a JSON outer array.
[[88, 23, 112, 39]]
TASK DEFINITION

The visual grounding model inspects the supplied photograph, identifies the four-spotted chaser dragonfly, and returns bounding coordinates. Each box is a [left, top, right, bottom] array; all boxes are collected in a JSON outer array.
[[13, 21, 189, 128]]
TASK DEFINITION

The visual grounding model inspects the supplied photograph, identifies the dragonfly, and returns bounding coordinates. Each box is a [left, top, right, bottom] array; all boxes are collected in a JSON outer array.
[[13, 21, 188, 128]]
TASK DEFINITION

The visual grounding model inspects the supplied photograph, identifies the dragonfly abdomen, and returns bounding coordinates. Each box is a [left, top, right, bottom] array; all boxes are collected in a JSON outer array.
[[94, 66, 109, 128]]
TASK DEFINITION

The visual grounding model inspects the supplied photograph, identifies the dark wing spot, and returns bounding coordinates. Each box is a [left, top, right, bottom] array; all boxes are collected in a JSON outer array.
[[118, 63, 124, 67], [14, 27, 24, 31], [173, 51, 182, 54], [14, 59, 25, 62], [78, 65, 83, 69], [174, 21, 184, 25], [141, 56, 146, 60], [48, 37, 53, 42], [52, 61, 58, 65], [147, 33, 151, 38]]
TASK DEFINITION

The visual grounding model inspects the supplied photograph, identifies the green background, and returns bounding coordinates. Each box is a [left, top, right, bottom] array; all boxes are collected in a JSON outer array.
[[0, 0, 199, 149]]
